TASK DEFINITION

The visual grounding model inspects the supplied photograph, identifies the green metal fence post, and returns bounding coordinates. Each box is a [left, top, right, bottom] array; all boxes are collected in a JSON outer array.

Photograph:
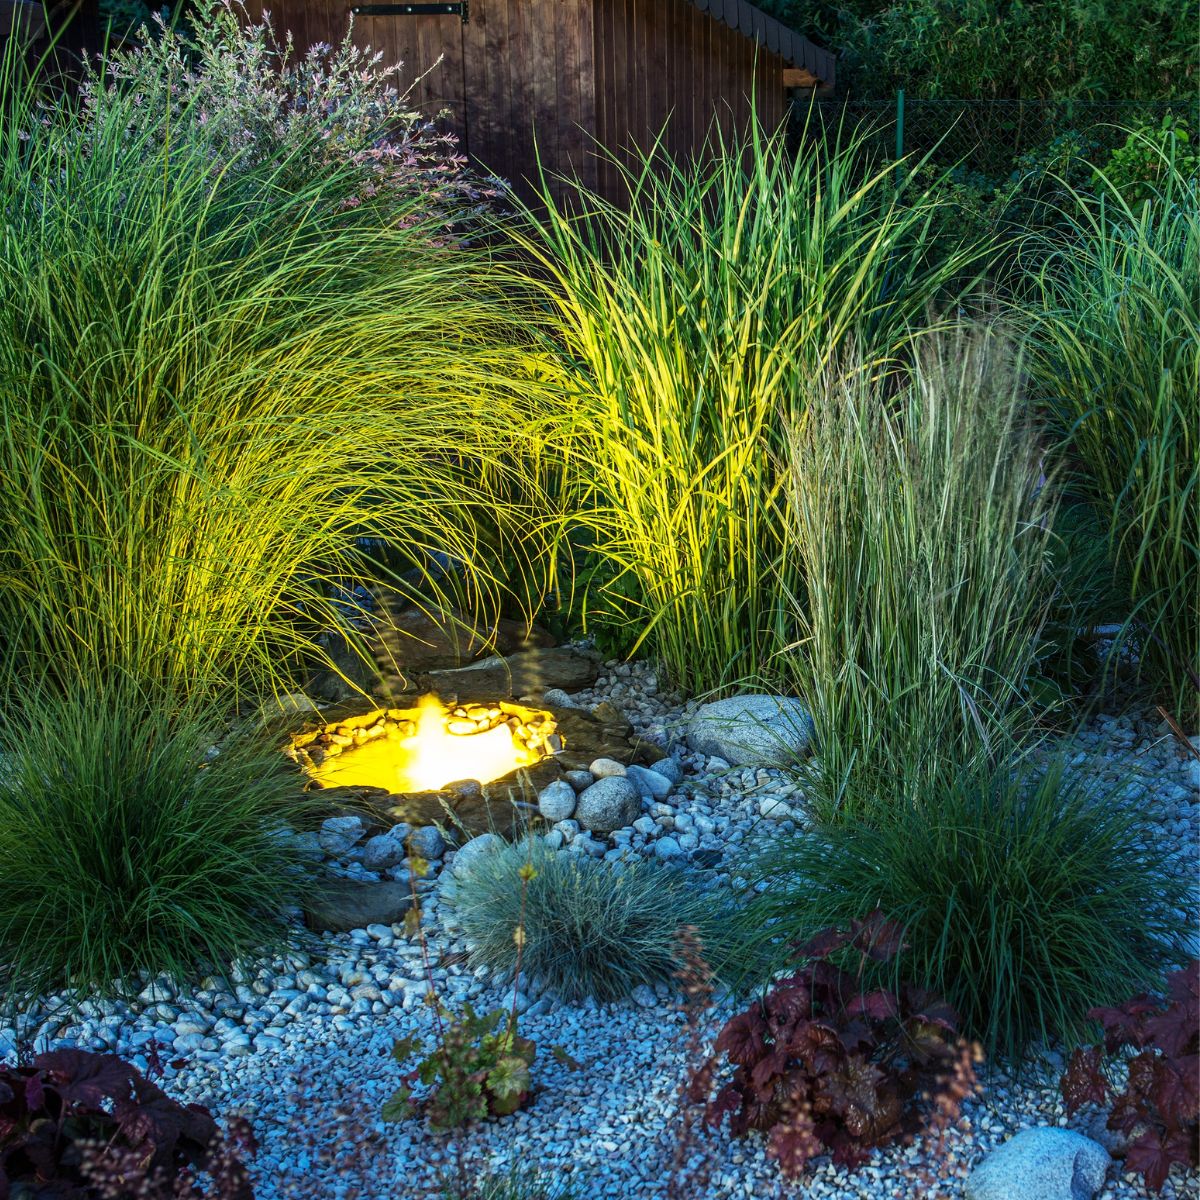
[[896, 88, 906, 162]]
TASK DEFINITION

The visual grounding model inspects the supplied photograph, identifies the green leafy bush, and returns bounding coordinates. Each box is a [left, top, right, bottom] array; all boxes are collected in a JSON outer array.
[[740, 757, 1193, 1060], [0, 23, 548, 705], [387, 1003, 540, 1130], [761, 0, 1196, 102], [1029, 143, 1199, 710], [384, 852, 580, 1131], [446, 838, 729, 1003], [1099, 117, 1199, 206], [779, 323, 1059, 815], [509, 123, 980, 693], [0, 683, 318, 999]]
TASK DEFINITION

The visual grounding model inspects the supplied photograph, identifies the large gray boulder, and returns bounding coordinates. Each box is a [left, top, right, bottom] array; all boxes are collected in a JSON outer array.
[[685, 695, 814, 767], [575, 776, 640, 834], [965, 1127, 1110, 1200]]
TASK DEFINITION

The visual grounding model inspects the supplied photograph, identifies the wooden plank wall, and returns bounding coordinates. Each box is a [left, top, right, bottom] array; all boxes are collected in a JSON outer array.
[[461, 0, 597, 200], [592, 0, 785, 203], [244, 0, 783, 207]]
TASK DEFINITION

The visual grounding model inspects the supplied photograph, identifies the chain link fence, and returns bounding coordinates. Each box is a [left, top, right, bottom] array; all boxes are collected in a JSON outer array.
[[796, 96, 1200, 181]]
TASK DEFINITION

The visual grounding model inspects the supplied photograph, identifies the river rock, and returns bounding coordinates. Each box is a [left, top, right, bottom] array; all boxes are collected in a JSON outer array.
[[538, 780, 577, 822], [685, 695, 814, 767], [317, 815, 366, 857], [304, 879, 412, 933], [575, 776, 640, 834], [965, 1127, 1110, 1200], [648, 756, 683, 786], [408, 825, 445, 861], [625, 764, 673, 799], [361, 824, 411, 872], [448, 832, 506, 880]]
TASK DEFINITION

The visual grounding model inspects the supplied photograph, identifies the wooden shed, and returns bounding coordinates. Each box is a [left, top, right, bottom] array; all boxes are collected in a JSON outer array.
[[256, 0, 835, 201]]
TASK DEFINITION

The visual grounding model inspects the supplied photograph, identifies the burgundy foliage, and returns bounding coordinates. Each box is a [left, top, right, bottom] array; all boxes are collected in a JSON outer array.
[[702, 912, 979, 1179], [0, 1049, 254, 1199], [1061, 959, 1199, 1193]]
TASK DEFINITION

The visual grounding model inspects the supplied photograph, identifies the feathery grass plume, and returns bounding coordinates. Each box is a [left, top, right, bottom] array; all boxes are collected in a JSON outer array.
[[0, 25, 551, 707], [446, 837, 732, 1003], [779, 322, 1060, 818], [738, 755, 1193, 1061], [1028, 133, 1199, 712], [504, 119, 986, 694], [0, 678, 320, 1001]]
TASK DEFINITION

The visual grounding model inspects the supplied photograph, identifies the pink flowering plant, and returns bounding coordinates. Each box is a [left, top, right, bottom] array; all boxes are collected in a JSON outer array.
[[79, 0, 503, 224]]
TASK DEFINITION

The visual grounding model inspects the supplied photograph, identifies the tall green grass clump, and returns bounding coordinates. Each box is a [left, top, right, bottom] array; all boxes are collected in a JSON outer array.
[[740, 757, 1193, 1060], [0, 682, 318, 1000], [1029, 135, 1199, 713], [446, 837, 729, 1003], [508, 124, 983, 694], [781, 324, 1059, 817], [0, 20, 548, 706], [0, 18, 548, 995]]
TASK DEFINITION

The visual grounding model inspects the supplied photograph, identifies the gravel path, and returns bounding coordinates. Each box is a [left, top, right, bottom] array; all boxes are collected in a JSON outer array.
[[5, 660, 1197, 1199]]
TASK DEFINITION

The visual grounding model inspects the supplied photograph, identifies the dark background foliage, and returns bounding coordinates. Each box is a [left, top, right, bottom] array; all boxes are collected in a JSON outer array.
[[759, 0, 1197, 102]]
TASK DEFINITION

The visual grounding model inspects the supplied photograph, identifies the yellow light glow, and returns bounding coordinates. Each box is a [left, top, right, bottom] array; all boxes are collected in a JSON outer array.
[[310, 695, 544, 794]]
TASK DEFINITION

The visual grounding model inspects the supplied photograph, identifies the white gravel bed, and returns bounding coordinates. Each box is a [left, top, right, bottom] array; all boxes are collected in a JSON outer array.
[[3, 659, 1197, 1199]]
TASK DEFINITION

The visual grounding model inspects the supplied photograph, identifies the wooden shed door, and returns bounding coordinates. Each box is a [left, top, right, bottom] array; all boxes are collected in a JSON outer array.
[[349, 3, 470, 155]]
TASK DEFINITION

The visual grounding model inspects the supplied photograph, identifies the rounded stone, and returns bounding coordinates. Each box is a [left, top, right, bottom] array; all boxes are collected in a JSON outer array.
[[317, 814, 365, 857], [588, 757, 628, 778], [407, 825, 445, 861], [537, 780, 577, 823], [575, 776, 640, 834], [648, 756, 684, 786], [758, 795, 799, 822], [448, 832, 506, 880], [361, 825, 411, 872], [964, 1127, 1110, 1200], [685, 695, 815, 767], [625, 764, 674, 800]]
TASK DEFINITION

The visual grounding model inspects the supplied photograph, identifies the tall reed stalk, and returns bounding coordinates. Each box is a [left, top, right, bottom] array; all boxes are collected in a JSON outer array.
[[0, 42, 550, 706], [780, 324, 1058, 819], [1028, 138, 1199, 714], [506, 123, 983, 694]]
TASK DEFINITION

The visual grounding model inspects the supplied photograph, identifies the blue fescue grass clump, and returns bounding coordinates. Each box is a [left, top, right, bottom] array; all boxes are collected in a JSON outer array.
[[447, 837, 731, 1003]]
